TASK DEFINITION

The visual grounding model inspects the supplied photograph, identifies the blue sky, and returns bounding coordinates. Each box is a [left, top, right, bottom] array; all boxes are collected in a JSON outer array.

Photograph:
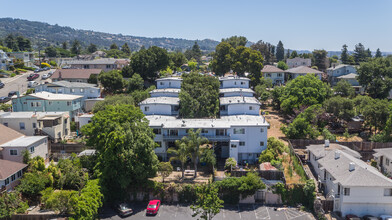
[[2, 0, 392, 51]]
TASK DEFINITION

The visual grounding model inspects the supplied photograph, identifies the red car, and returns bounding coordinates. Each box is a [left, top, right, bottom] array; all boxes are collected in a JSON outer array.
[[146, 200, 161, 215], [27, 73, 39, 81]]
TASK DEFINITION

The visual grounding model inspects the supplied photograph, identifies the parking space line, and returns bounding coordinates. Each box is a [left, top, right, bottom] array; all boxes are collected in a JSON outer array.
[[222, 208, 225, 218], [284, 208, 289, 220], [238, 204, 242, 219], [253, 204, 259, 219], [266, 206, 270, 219], [175, 204, 178, 217]]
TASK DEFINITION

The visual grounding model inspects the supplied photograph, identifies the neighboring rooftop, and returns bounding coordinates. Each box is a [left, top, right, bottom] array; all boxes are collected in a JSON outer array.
[[65, 58, 117, 65], [46, 81, 98, 88], [337, 73, 358, 79], [156, 77, 182, 81], [149, 89, 181, 94], [0, 111, 68, 119], [78, 149, 96, 157], [220, 96, 260, 105], [373, 148, 392, 158], [261, 65, 285, 73], [286, 66, 323, 74], [27, 91, 83, 101], [0, 136, 47, 147], [219, 88, 255, 94], [146, 114, 269, 129], [327, 64, 353, 70], [51, 69, 101, 79], [139, 97, 180, 105], [306, 143, 361, 159], [0, 159, 28, 180], [219, 76, 250, 81], [0, 124, 24, 145]]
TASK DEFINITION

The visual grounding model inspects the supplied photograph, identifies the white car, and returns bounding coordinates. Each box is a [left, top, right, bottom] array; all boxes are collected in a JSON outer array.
[[28, 81, 38, 88], [380, 215, 392, 220], [42, 74, 50, 79]]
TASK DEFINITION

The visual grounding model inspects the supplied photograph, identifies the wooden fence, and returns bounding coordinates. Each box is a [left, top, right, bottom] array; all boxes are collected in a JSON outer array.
[[50, 143, 89, 154], [230, 170, 285, 181]]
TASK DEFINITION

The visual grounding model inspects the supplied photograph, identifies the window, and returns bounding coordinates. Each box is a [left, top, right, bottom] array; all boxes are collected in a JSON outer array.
[[11, 174, 15, 181], [160, 82, 164, 85], [17, 170, 22, 178], [83, 65, 90, 69], [32, 123, 36, 129], [156, 141, 162, 148], [144, 106, 149, 111], [106, 65, 111, 69], [278, 73, 282, 77], [233, 128, 245, 134], [201, 129, 208, 134], [384, 188, 392, 196], [80, 89, 84, 93], [216, 129, 226, 136], [19, 122, 25, 130], [64, 119, 68, 124], [260, 128, 264, 133], [169, 129, 178, 136], [23, 102, 27, 105], [31, 102, 35, 107], [48, 101, 52, 105], [169, 82, 171, 86], [36, 102, 41, 107], [344, 188, 350, 196], [241, 81, 245, 85], [239, 141, 245, 146], [67, 101, 71, 106], [3, 122, 8, 127], [71, 89, 75, 93], [30, 146, 35, 153], [153, 128, 161, 135], [249, 106, 253, 110], [387, 158, 390, 165], [90, 90, 94, 93], [231, 144, 237, 148], [260, 142, 265, 147], [5, 178, 9, 185], [267, 73, 271, 77], [10, 149, 17, 156]]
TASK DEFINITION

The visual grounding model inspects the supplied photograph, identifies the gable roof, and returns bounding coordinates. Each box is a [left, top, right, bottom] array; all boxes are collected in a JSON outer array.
[[0, 136, 47, 147], [306, 143, 361, 159], [261, 65, 285, 73], [51, 69, 101, 80], [373, 148, 392, 158], [337, 73, 358, 79], [0, 159, 27, 180], [0, 124, 24, 145], [286, 66, 323, 74]]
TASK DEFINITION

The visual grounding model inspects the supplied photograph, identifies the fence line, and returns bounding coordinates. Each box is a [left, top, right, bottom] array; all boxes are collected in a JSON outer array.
[[289, 139, 392, 151]]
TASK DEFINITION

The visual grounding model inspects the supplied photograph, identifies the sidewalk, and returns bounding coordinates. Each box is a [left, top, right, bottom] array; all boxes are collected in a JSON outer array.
[[1, 71, 32, 83]]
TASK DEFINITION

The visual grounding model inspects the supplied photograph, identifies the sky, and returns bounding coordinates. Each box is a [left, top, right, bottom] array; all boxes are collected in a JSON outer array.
[[1, 0, 392, 51]]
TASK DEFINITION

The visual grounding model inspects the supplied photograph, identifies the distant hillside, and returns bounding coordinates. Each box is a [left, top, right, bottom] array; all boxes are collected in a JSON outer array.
[[0, 18, 220, 52]]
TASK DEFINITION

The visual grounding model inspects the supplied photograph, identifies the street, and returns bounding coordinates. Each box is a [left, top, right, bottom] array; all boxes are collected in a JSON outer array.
[[100, 204, 315, 220], [0, 69, 53, 98]]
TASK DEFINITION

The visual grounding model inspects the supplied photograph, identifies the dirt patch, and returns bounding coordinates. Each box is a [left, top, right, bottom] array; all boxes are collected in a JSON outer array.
[[264, 106, 288, 145]]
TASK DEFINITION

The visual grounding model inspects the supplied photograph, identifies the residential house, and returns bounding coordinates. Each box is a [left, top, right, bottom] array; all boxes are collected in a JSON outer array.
[[336, 73, 364, 94], [307, 143, 392, 217], [156, 77, 182, 89], [51, 69, 101, 83], [34, 81, 101, 106], [219, 88, 254, 97], [140, 97, 180, 116], [373, 148, 392, 176], [286, 57, 311, 68], [64, 58, 120, 71], [0, 124, 49, 163], [7, 52, 35, 67], [0, 111, 71, 141], [115, 59, 130, 69], [75, 114, 94, 130], [84, 98, 104, 112], [0, 159, 27, 191], [286, 66, 323, 80], [12, 92, 83, 119], [261, 65, 285, 85], [219, 96, 260, 116], [327, 64, 357, 86], [0, 50, 13, 70], [150, 89, 180, 98], [219, 76, 250, 89]]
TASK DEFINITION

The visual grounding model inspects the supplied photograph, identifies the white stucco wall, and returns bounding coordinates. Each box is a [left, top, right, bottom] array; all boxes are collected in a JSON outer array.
[[226, 104, 260, 115], [156, 80, 182, 89], [1, 138, 48, 163], [141, 104, 176, 116], [221, 80, 249, 89]]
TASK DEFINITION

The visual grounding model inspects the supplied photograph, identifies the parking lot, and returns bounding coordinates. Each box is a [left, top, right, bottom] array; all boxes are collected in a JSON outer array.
[[100, 204, 315, 220]]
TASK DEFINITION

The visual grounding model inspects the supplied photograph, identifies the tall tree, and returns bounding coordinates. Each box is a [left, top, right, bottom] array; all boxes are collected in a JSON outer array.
[[127, 73, 144, 93], [45, 46, 57, 57], [200, 148, 216, 174], [71, 40, 82, 55], [222, 36, 247, 48], [366, 48, 372, 58], [312, 49, 328, 71], [211, 42, 234, 76], [232, 46, 263, 77], [81, 104, 159, 201], [276, 41, 284, 62], [333, 80, 355, 98], [375, 48, 382, 58], [130, 46, 169, 81], [191, 183, 223, 220], [110, 43, 118, 50], [121, 43, 131, 56], [250, 40, 276, 64], [87, 43, 98, 53], [158, 162, 173, 183], [353, 43, 367, 64], [341, 44, 349, 64], [290, 50, 298, 58], [16, 36, 32, 51], [62, 41, 68, 50], [168, 140, 191, 179], [98, 70, 125, 94], [191, 42, 202, 62], [5, 34, 19, 51], [169, 51, 187, 69]]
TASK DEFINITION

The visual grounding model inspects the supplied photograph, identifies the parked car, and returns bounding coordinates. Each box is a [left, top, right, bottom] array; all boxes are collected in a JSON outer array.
[[146, 200, 161, 215], [346, 214, 360, 220], [380, 215, 392, 220], [43, 67, 50, 71], [27, 73, 39, 81], [0, 82, 4, 89], [0, 96, 11, 103], [363, 215, 378, 220], [114, 203, 133, 217], [34, 68, 42, 73], [28, 81, 38, 88], [48, 71, 54, 76], [42, 74, 50, 79], [8, 91, 17, 97]]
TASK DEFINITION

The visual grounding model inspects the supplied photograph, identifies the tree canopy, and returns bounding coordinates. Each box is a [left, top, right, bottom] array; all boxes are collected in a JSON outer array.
[[98, 70, 125, 94], [276, 41, 284, 62], [130, 46, 169, 81]]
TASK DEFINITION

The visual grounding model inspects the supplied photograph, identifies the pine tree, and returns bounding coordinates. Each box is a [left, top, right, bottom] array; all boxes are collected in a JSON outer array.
[[110, 43, 118, 50], [62, 42, 68, 50], [121, 43, 131, 55], [353, 43, 366, 64], [366, 48, 372, 58], [276, 41, 284, 62], [375, 48, 382, 58], [341, 44, 349, 64]]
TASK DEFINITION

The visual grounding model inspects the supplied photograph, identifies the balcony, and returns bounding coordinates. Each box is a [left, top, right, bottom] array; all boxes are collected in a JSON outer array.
[[163, 134, 230, 141]]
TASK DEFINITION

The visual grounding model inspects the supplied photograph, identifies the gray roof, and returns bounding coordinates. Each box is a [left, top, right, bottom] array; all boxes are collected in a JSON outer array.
[[219, 76, 250, 81], [27, 91, 83, 101], [139, 97, 179, 105], [327, 64, 353, 70], [337, 73, 358, 79], [318, 150, 392, 187], [220, 96, 260, 105], [286, 66, 323, 74], [145, 114, 269, 129], [78, 149, 96, 157], [0, 136, 47, 147], [373, 148, 392, 159], [156, 77, 182, 81], [306, 144, 361, 159], [65, 58, 117, 65], [219, 88, 255, 94], [149, 89, 181, 94], [48, 81, 98, 88]]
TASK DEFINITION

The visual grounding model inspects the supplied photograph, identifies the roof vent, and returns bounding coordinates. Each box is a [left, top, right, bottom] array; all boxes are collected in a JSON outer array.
[[334, 151, 340, 159], [325, 140, 330, 148], [349, 162, 355, 171]]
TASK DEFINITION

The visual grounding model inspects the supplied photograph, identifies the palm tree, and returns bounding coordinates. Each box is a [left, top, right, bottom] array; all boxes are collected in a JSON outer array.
[[178, 129, 208, 178], [167, 141, 190, 179]]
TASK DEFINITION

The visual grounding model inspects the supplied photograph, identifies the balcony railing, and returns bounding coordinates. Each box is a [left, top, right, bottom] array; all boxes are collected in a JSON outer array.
[[162, 134, 230, 141]]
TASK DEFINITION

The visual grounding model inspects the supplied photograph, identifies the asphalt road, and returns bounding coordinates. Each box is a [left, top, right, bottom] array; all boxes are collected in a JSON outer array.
[[0, 69, 53, 99], [100, 204, 315, 220]]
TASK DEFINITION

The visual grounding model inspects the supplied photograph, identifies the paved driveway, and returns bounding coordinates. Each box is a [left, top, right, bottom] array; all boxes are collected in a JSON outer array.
[[100, 204, 314, 220]]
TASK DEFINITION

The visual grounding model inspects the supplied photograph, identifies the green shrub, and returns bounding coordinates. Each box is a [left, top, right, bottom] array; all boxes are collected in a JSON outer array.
[[49, 61, 57, 67], [10, 73, 16, 77], [70, 121, 77, 132]]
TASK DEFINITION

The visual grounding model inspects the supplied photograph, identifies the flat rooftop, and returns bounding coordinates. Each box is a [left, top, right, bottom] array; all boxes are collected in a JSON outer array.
[[0, 136, 47, 147], [27, 91, 83, 101], [0, 111, 67, 119], [220, 96, 260, 105], [219, 88, 255, 94], [149, 89, 181, 94], [156, 77, 182, 81], [140, 97, 180, 105], [219, 76, 250, 81]]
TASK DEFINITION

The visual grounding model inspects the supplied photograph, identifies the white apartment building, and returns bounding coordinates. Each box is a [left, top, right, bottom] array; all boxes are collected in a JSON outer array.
[[373, 148, 392, 176], [150, 88, 180, 97], [307, 143, 392, 217], [0, 111, 71, 141], [140, 76, 269, 164]]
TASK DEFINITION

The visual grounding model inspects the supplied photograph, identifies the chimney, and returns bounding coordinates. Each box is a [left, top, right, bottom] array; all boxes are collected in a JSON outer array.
[[325, 140, 330, 148], [349, 162, 355, 171], [334, 151, 340, 159]]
